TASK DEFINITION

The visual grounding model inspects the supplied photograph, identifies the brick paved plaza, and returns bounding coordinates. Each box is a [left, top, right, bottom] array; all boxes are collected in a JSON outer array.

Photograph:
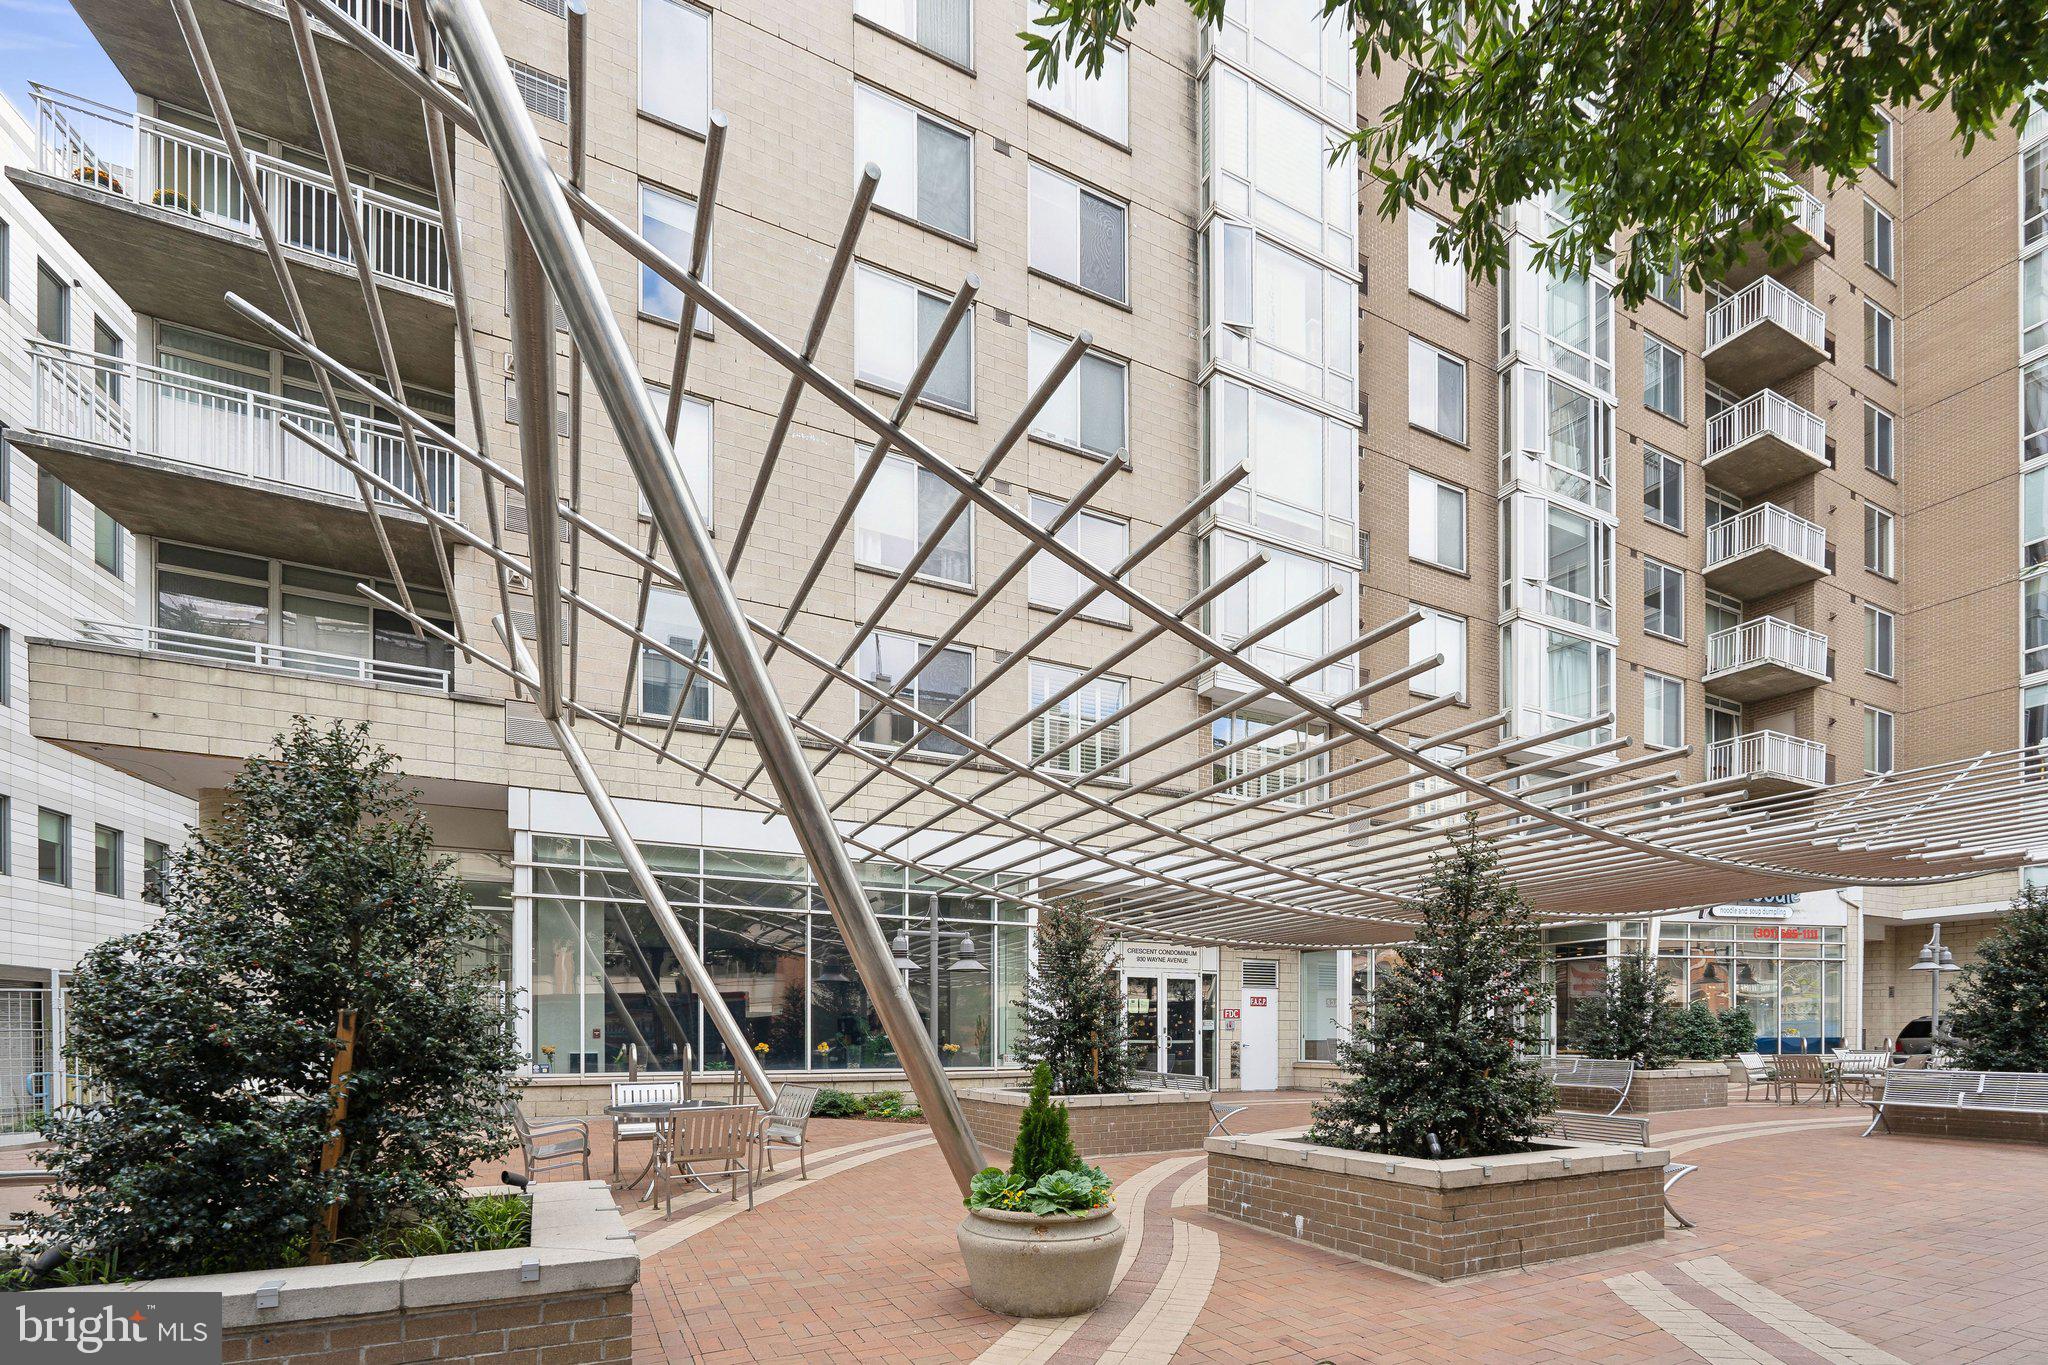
[[492, 1095, 2048, 1363]]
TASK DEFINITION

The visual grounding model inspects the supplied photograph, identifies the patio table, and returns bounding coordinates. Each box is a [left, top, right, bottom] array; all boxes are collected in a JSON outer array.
[[603, 1099, 732, 1199]]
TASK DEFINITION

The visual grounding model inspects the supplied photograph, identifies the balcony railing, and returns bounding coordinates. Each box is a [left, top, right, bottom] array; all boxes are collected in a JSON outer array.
[[1708, 730, 1828, 786], [31, 341, 458, 515], [1706, 503, 1828, 573], [78, 619, 452, 692], [1706, 276, 1826, 354], [28, 85, 448, 295], [1707, 388, 1826, 465], [1706, 616, 1830, 680], [327, 0, 453, 71], [1779, 183, 1826, 243]]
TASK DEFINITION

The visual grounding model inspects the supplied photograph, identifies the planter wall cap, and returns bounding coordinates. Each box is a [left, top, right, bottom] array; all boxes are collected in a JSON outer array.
[[1638, 1064, 1735, 1078], [1204, 1133, 1670, 1190], [962, 1086, 1213, 1108], [398, 1245, 638, 1309]]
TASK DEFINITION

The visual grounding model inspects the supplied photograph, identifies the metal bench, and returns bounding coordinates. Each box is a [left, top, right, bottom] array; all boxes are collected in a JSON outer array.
[[1541, 1110, 1698, 1229], [1131, 1069, 1244, 1135], [1861, 1069, 2048, 1138], [1539, 1057, 1636, 1115]]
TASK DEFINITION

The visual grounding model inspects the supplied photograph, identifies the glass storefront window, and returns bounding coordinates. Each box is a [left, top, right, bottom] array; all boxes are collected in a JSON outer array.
[[1299, 950, 1345, 1061]]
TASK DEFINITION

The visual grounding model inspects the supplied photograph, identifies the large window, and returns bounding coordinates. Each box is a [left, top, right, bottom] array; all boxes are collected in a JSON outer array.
[[1643, 672, 1683, 749], [1206, 65, 1353, 266], [1644, 559, 1684, 641], [1027, 662, 1127, 779], [642, 382, 713, 525], [94, 825, 123, 896], [1645, 920, 1849, 1054], [1517, 499, 1614, 633], [2026, 138, 2048, 249], [1643, 446, 1683, 529], [36, 260, 69, 344], [1026, 329, 1126, 459], [1409, 606, 1466, 700], [640, 587, 711, 724], [1864, 503, 1896, 576], [1865, 402, 1896, 478], [36, 466, 68, 542], [638, 0, 710, 134], [1863, 197, 1895, 279], [1028, 30, 1127, 143], [638, 184, 711, 332], [2029, 359, 2048, 463], [1407, 471, 1465, 572], [853, 265, 974, 413], [1407, 338, 1466, 442], [1204, 532, 1356, 695], [1300, 951, 1346, 1061], [854, 84, 973, 240], [856, 630, 973, 755], [2027, 251, 2048, 357], [1205, 377, 1355, 555], [1027, 496, 1129, 624], [1407, 209, 1464, 312], [38, 808, 69, 886], [1210, 0, 1354, 122], [1029, 164, 1128, 303], [1210, 712, 1329, 805], [1207, 224, 1356, 407], [1643, 332, 1684, 420], [1866, 605, 1896, 678], [1865, 707, 1896, 774], [1865, 300, 1896, 379], [855, 0, 972, 67], [854, 448, 973, 586]]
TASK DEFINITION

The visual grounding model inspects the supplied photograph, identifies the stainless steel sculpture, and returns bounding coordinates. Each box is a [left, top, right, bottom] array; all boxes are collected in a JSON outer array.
[[153, 0, 2048, 1194]]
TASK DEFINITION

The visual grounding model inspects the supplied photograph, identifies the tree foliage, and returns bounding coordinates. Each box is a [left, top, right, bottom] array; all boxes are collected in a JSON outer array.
[[1944, 887, 2048, 1072], [1024, 0, 2048, 304], [1667, 1000, 1731, 1060], [1011, 1063, 1085, 1182], [1566, 948, 1678, 1067], [1016, 901, 1131, 1095], [22, 720, 523, 1278], [1308, 838, 1552, 1160], [1718, 1007, 1759, 1056]]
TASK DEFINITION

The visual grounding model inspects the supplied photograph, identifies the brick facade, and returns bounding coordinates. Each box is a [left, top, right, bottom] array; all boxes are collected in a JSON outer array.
[[961, 1087, 1216, 1158], [1558, 1066, 1730, 1115], [1873, 1107, 2048, 1145], [227, 1289, 635, 1365]]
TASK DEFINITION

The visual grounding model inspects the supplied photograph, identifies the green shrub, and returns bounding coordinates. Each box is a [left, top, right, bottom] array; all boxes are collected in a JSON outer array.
[[966, 1164, 1112, 1215], [1946, 887, 2048, 1071], [1567, 949, 1678, 1068], [1663, 1000, 1729, 1060], [811, 1089, 864, 1118], [1717, 1008, 1758, 1056], [1010, 1063, 1082, 1182], [1017, 902, 1130, 1095]]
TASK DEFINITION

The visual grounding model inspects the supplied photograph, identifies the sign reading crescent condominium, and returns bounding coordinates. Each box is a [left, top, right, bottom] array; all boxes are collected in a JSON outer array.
[[7, 1293, 222, 1364], [1118, 942, 1203, 971]]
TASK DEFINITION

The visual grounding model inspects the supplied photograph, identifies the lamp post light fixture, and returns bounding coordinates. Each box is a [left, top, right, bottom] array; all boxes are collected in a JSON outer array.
[[1907, 922, 1962, 1046]]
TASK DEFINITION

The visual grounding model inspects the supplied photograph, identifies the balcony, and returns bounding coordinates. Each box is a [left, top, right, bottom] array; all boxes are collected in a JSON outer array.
[[79, 620, 452, 693], [1724, 184, 1828, 289], [1704, 616, 1830, 701], [1708, 730, 1828, 797], [17, 340, 454, 578], [12, 86, 452, 388], [1704, 277, 1828, 390], [62, 0, 439, 184], [1704, 388, 1827, 496], [1704, 503, 1829, 598]]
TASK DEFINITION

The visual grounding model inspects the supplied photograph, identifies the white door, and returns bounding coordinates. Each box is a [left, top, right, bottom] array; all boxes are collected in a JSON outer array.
[[1239, 988, 1278, 1090]]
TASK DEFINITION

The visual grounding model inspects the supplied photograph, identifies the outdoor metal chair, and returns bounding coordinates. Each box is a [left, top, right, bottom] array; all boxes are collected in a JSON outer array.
[[1208, 1099, 1249, 1136], [1828, 1050, 1890, 1102], [655, 1103, 757, 1214], [609, 1080, 683, 1181], [753, 1084, 819, 1179], [505, 1096, 592, 1181], [1736, 1052, 1778, 1101], [1771, 1053, 1838, 1105]]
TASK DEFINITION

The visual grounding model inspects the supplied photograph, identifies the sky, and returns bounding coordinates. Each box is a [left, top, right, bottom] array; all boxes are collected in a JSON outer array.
[[0, 0, 133, 120]]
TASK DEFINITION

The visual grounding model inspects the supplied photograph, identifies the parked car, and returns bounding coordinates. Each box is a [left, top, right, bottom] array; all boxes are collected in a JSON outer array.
[[1892, 1017, 1951, 1057]]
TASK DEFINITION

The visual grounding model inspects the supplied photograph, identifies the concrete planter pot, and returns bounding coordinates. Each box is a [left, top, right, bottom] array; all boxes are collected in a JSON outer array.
[[956, 1203, 1126, 1317]]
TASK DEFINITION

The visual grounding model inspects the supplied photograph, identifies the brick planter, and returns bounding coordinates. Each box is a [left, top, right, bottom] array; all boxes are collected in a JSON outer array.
[[32, 1181, 639, 1363], [1558, 1064, 1729, 1114], [961, 1086, 1214, 1158], [1206, 1131, 1666, 1279]]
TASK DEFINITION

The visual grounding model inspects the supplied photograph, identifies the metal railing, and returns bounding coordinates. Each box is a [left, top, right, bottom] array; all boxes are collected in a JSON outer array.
[[1705, 616, 1830, 680], [1705, 503, 1828, 573], [29, 84, 448, 295], [1706, 388, 1826, 465], [328, 0, 453, 70], [1781, 183, 1826, 242], [31, 341, 458, 515], [1708, 730, 1828, 786], [78, 619, 453, 692], [1706, 276, 1827, 354]]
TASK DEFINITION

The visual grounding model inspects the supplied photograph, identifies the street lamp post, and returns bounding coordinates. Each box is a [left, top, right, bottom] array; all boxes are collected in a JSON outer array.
[[1907, 922, 1962, 1050]]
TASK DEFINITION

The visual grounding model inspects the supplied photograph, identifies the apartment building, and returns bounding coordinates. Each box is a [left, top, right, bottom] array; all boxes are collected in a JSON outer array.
[[0, 91, 196, 1130]]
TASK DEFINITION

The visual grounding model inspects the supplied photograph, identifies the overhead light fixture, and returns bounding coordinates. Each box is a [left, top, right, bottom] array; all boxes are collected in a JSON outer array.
[[890, 929, 917, 974], [951, 931, 986, 973]]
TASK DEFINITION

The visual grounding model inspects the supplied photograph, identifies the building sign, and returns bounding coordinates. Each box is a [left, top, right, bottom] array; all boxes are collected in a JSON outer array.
[[1710, 904, 1791, 921], [1747, 926, 1820, 941], [1221, 1007, 1241, 1020], [1247, 994, 1269, 1008], [1119, 942, 1203, 972]]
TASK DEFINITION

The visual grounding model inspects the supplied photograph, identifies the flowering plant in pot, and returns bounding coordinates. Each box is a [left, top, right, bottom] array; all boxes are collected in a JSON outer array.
[[957, 1064, 1125, 1317]]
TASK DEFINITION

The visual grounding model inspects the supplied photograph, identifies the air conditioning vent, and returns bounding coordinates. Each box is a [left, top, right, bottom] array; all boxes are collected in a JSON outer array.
[[504, 702, 559, 749], [1240, 959, 1279, 989]]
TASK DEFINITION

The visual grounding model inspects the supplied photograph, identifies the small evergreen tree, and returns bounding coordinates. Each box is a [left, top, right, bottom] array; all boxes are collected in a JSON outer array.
[[1717, 1007, 1757, 1056], [1010, 1063, 1083, 1181], [1308, 838, 1552, 1160], [1666, 1000, 1729, 1060], [24, 720, 523, 1278], [1944, 887, 2048, 1071], [1016, 901, 1130, 1095], [1566, 949, 1678, 1068]]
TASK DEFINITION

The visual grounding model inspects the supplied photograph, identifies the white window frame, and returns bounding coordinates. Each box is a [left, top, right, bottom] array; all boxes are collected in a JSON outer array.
[[1407, 337, 1467, 443], [1026, 327, 1128, 460], [1643, 331, 1684, 420], [1206, 64, 1355, 268], [1206, 222, 1357, 408], [1643, 558, 1685, 642], [852, 264, 975, 415], [1408, 209, 1465, 313], [1643, 445, 1683, 529], [853, 83, 975, 242], [1027, 661, 1128, 780], [1407, 471, 1467, 573], [641, 381, 713, 526], [1864, 401, 1896, 479], [1028, 162, 1129, 304], [638, 183, 713, 335], [1865, 604, 1896, 679], [1863, 196, 1895, 280], [1210, 712, 1330, 807], [853, 0, 973, 69], [1872, 111, 1895, 181], [1409, 606, 1467, 701], [1865, 299, 1897, 380], [1865, 503, 1896, 577], [637, 0, 711, 136], [1643, 671, 1684, 750], [1204, 376, 1356, 557], [853, 447, 975, 588], [639, 586, 713, 725], [1865, 706, 1896, 774], [855, 629, 975, 756], [1028, 29, 1129, 144], [1028, 494, 1130, 625]]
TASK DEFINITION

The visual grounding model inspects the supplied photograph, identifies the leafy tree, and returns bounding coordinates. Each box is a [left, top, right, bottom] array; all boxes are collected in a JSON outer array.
[[1024, 0, 2048, 304], [1666, 1000, 1730, 1060], [1017, 900, 1131, 1095], [1566, 948, 1678, 1067], [1011, 1063, 1084, 1182], [1718, 1007, 1759, 1057], [22, 720, 523, 1278], [1944, 887, 2048, 1071], [1308, 838, 1552, 1160]]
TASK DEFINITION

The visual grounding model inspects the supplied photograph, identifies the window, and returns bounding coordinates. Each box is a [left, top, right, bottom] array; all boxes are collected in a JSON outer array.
[[854, 85, 972, 240], [1407, 210, 1464, 312], [0, 220, 8, 303], [1409, 607, 1466, 700], [1027, 662, 1126, 778], [641, 382, 713, 524], [1643, 559, 1684, 640], [1643, 333, 1683, 420], [854, 0, 971, 67], [638, 0, 710, 134], [2027, 139, 2048, 249], [1026, 329, 1126, 459], [1864, 503, 1896, 576], [2031, 359, 2048, 462], [1206, 65, 1354, 266], [1210, 712, 1329, 805], [36, 465, 69, 542], [1864, 300, 1896, 379], [1205, 531, 1357, 694], [1028, 164, 1127, 303], [1524, 500, 1614, 632], [1649, 263, 1685, 313], [36, 261, 69, 344], [640, 587, 711, 723], [1407, 472, 1465, 572], [1407, 338, 1466, 442], [95, 510, 123, 576], [1029, 27, 1127, 143], [638, 185, 712, 332], [1864, 402, 1896, 479], [0, 796, 8, 875], [93, 317, 123, 403], [854, 449, 973, 585], [1872, 112, 1894, 181], [1643, 446, 1683, 529], [857, 630, 972, 755], [1501, 368, 1614, 513], [143, 838, 169, 905], [1406, 743, 1467, 830], [1866, 604, 1896, 678], [1863, 198, 1895, 279], [94, 825, 123, 896], [0, 624, 7, 706], [509, 61, 568, 122], [1865, 707, 1895, 774], [1205, 376, 1355, 554], [2027, 251, 2048, 357], [1208, 224, 1357, 407], [2029, 467, 2048, 570], [2030, 575, 2048, 675], [1028, 496, 1128, 624], [1643, 672, 1684, 749], [853, 265, 974, 413], [38, 809, 69, 885]]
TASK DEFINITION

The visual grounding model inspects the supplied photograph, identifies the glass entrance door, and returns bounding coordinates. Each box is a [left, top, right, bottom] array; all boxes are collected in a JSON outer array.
[[1164, 976, 1199, 1076], [1125, 976, 1158, 1074]]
